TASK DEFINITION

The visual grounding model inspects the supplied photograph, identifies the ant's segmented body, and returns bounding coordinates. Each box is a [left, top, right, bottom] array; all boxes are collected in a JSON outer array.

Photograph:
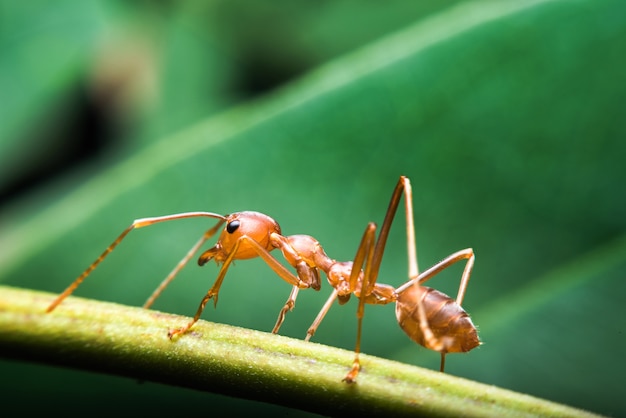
[[47, 176, 480, 382]]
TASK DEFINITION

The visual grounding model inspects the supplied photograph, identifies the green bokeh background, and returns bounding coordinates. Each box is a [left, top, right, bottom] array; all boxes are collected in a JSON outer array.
[[1, 1, 625, 416]]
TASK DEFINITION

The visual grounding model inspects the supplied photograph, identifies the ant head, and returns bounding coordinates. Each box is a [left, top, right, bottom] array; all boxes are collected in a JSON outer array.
[[199, 211, 281, 265]]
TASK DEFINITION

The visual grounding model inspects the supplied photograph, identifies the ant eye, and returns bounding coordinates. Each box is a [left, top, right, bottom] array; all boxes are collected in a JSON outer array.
[[226, 220, 240, 234]]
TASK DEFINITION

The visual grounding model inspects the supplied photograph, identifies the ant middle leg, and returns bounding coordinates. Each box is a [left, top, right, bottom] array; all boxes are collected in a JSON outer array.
[[342, 176, 417, 382], [343, 222, 377, 383], [300, 177, 415, 382]]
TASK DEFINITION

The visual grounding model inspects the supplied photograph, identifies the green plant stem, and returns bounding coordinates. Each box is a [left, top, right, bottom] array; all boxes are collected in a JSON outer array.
[[0, 285, 600, 417]]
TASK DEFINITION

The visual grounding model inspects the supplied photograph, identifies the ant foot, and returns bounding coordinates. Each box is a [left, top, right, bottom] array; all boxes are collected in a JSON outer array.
[[167, 326, 188, 340], [342, 361, 361, 384]]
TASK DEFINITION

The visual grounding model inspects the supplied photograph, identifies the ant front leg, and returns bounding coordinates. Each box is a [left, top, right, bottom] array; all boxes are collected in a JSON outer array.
[[168, 233, 316, 339]]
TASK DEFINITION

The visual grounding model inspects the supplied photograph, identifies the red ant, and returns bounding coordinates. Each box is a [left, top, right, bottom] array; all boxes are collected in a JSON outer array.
[[46, 176, 480, 382]]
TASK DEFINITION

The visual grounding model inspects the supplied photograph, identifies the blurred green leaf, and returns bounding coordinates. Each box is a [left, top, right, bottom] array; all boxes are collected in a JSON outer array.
[[0, 0, 107, 190], [1, 0, 625, 416]]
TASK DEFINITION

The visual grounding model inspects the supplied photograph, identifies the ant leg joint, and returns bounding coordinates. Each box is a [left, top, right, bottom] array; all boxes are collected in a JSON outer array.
[[304, 327, 315, 342]]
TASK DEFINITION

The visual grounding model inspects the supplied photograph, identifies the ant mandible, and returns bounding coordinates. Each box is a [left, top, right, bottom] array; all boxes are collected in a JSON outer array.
[[263, 176, 480, 382]]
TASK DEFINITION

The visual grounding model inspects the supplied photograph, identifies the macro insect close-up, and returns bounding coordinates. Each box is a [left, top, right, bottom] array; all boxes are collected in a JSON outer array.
[[46, 176, 480, 382], [2, 1, 623, 416]]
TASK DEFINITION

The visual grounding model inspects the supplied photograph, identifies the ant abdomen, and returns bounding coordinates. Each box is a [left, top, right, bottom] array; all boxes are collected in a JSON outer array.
[[395, 284, 480, 354]]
